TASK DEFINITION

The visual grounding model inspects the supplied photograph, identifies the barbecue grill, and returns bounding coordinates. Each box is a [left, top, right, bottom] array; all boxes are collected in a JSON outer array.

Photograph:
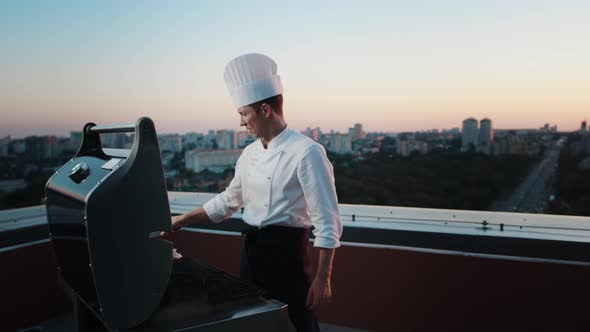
[[45, 117, 287, 331]]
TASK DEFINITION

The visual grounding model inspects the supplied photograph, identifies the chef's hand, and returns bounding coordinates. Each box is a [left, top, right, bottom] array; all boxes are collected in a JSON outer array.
[[160, 214, 185, 237], [161, 208, 211, 237], [306, 275, 332, 311]]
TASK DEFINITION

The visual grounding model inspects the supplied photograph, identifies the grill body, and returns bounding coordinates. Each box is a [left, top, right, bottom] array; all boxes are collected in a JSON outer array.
[[46, 117, 287, 331]]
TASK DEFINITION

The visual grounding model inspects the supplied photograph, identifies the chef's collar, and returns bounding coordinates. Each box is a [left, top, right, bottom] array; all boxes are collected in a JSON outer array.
[[261, 125, 290, 151]]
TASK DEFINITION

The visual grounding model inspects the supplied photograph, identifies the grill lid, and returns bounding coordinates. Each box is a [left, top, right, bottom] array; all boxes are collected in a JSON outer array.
[[46, 117, 173, 328]]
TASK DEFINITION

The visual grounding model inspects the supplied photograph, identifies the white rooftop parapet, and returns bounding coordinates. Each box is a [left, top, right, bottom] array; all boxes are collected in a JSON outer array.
[[0, 206, 48, 232], [3, 192, 590, 244], [167, 192, 590, 243]]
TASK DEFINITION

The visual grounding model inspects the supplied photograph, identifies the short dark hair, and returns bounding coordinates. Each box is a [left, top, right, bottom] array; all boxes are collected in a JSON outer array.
[[249, 94, 283, 115]]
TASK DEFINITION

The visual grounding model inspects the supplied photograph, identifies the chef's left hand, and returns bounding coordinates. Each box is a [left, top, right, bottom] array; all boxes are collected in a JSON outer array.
[[306, 275, 332, 311]]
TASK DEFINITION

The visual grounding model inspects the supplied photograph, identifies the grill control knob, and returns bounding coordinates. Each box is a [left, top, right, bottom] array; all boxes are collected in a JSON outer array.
[[69, 162, 91, 183]]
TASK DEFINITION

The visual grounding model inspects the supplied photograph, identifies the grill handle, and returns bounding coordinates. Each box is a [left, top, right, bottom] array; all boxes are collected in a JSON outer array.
[[76, 117, 154, 157], [86, 123, 135, 134]]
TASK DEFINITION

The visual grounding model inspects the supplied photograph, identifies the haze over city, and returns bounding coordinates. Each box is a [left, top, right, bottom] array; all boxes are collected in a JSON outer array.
[[1, 0, 589, 138]]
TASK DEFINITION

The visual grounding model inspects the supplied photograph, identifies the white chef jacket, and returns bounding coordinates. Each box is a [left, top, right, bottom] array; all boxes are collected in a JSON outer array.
[[203, 127, 343, 249]]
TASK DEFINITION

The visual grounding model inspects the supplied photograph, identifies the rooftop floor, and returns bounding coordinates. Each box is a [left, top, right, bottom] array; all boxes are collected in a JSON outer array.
[[20, 312, 368, 332]]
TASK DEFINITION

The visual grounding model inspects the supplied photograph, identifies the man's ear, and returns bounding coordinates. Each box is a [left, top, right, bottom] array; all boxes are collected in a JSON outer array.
[[261, 103, 273, 118]]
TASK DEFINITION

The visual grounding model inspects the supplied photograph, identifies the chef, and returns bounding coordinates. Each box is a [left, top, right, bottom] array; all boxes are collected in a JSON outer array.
[[170, 53, 343, 332]]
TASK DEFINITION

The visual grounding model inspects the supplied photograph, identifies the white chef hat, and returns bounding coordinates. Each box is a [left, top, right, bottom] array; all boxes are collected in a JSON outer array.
[[223, 53, 283, 108]]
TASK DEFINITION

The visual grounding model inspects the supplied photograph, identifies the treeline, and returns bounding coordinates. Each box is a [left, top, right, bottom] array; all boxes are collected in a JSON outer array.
[[546, 134, 590, 216], [331, 150, 536, 211], [167, 168, 234, 193], [0, 149, 539, 213], [0, 157, 67, 210], [0, 169, 52, 210]]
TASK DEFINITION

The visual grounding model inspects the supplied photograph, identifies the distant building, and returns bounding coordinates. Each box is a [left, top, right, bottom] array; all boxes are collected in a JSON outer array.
[[462, 118, 479, 150], [101, 133, 130, 149], [159, 134, 182, 153], [302, 127, 321, 142], [0, 179, 27, 193], [329, 132, 352, 154], [70, 131, 82, 146], [0, 143, 7, 157], [313, 127, 321, 142], [497, 133, 528, 155], [12, 140, 26, 154], [215, 130, 236, 150], [415, 141, 429, 154], [349, 123, 366, 141], [236, 131, 253, 148], [183, 132, 203, 150], [302, 128, 313, 140], [0, 136, 10, 157], [479, 118, 494, 145], [581, 121, 587, 133], [397, 140, 408, 156], [65, 131, 82, 153], [183, 133, 202, 144], [540, 123, 558, 133], [207, 130, 216, 148], [584, 135, 590, 154], [24, 136, 57, 159], [396, 140, 429, 157], [185, 149, 242, 173]]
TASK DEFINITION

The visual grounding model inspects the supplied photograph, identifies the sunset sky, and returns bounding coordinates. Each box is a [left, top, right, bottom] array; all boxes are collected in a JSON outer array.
[[1, 0, 589, 138]]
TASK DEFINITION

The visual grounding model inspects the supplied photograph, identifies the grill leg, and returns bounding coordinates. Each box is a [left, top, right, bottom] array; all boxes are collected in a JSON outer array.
[[72, 293, 112, 332]]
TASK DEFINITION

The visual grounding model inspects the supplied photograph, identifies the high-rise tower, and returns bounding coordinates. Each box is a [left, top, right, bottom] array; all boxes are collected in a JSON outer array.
[[462, 118, 479, 150], [479, 118, 493, 145]]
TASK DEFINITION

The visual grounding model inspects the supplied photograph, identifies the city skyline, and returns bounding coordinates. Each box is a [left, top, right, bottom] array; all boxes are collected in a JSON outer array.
[[0, 118, 567, 140], [2, 1, 590, 138]]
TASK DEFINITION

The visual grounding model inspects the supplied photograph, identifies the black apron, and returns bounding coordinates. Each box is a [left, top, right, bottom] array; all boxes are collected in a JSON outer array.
[[241, 225, 320, 332]]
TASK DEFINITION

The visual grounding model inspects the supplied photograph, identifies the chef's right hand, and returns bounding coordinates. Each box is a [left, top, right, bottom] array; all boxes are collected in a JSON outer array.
[[161, 214, 185, 237], [172, 214, 186, 231]]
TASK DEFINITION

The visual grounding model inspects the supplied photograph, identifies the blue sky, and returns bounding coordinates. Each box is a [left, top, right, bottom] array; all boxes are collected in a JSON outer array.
[[2, 1, 589, 137]]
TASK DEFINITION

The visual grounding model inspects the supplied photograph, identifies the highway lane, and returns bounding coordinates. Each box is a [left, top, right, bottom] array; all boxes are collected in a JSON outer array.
[[491, 137, 565, 213]]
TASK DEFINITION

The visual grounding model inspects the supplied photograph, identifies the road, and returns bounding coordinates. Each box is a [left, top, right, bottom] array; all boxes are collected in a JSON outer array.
[[491, 137, 565, 213]]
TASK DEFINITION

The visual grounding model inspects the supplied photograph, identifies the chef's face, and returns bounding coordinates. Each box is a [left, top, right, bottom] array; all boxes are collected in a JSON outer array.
[[238, 105, 264, 138]]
